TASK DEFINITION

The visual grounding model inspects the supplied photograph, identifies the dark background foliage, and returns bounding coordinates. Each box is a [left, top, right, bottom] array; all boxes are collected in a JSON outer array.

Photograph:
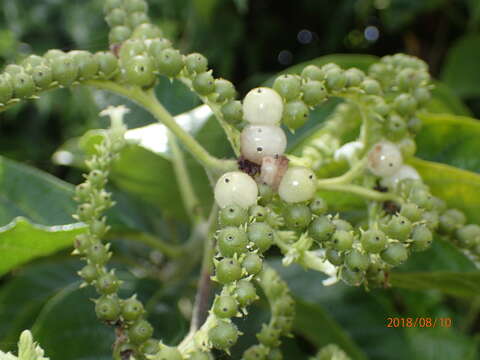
[[0, 1, 479, 359]]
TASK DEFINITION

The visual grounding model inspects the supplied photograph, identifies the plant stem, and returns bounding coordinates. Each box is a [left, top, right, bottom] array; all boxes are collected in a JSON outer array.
[[317, 158, 367, 186], [108, 231, 183, 258], [317, 182, 403, 203], [85, 80, 237, 175]]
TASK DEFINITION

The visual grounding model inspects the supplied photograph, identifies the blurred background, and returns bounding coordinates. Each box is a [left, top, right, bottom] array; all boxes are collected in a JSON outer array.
[[0, 1, 479, 359]]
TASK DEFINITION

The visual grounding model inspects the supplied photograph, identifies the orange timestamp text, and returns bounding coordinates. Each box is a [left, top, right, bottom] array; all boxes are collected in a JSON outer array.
[[386, 317, 452, 328]]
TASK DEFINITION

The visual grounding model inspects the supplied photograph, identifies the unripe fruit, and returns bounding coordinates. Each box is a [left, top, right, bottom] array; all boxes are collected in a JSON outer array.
[[95, 296, 121, 321], [456, 224, 480, 248], [258, 183, 274, 205], [87, 243, 111, 264], [0, 74, 13, 104], [209, 321, 239, 351], [185, 52, 208, 74], [12, 72, 35, 98], [361, 79, 381, 95], [283, 204, 312, 230], [155, 48, 184, 77], [104, 0, 122, 12], [249, 205, 268, 222], [213, 295, 238, 318], [4, 64, 24, 76], [22, 55, 46, 70], [273, 74, 301, 101], [411, 224, 433, 251], [332, 230, 354, 251], [385, 114, 407, 140], [95, 52, 119, 79], [345, 249, 370, 272], [124, 0, 148, 13], [44, 49, 65, 61], [148, 38, 172, 57], [241, 124, 287, 164], [257, 325, 281, 347], [345, 68, 365, 87], [341, 266, 363, 286], [439, 209, 466, 233], [301, 65, 324, 81], [124, 55, 155, 87], [109, 26, 132, 44], [139, 339, 160, 355], [309, 196, 328, 215], [51, 55, 79, 86], [361, 229, 387, 253], [32, 65, 53, 89], [381, 243, 408, 266], [214, 78, 236, 102], [221, 100, 243, 124], [414, 87, 431, 105], [243, 345, 268, 360], [301, 80, 327, 107], [242, 253, 263, 275], [400, 203, 423, 222], [282, 100, 309, 130], [235, 279, 257, 306], [407, 116, 423, 134], [119, 39, 147, 60], [129, 319, 154, 344], [79, 263, 98, 283], [122, 297, 145, 321], [193, 71, 215, 95], [216, 258, 243, 284], [325, 249, 344, 265], [218, 227, 249, 257], [189, 352, 214, 360], [367, 141, 403, 177], [278, 166, 317, 203], [384, 215, 412, 241], [243, 87, 283, 125], [247, 222, 275, 253], [214, 171, 258, 209], [154, 345, 183, 360], [219, 204, 248, 227], [332, 219, 353, 232], [325, 68, 346, 90], [131, 23, 162, 39], [394, 93, 417, 116], [96, 272, 120, 294], [105, 8, 127, 27]]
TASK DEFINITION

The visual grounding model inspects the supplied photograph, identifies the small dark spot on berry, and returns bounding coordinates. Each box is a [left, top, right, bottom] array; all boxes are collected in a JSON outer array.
[[257, 146, 263, 152], [225, 178, 230, 183]]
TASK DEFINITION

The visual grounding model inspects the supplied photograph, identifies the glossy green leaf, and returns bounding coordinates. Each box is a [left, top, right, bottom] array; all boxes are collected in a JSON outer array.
[[0, 217, 85, 277], [416, 113, 480, 173], [427, 83, 472, 116], [390, 271, 480, 298], [410, 158, 480, 223], [441, 35, 480, 98]]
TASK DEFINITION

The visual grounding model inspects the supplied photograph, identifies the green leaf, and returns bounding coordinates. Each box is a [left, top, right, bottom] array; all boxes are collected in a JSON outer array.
[[410, 158, 480, 223], [390, 271, 480, 298], [441, 35, 480, 98], [416, 113, 480, 173], [427, 83, 472, 116], [0, 217, 85, 277]]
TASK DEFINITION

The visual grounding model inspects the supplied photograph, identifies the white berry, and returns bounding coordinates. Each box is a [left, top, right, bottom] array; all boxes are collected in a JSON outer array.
[[278, 166, 317, 203], [240, 125, 287, 164], [243, 87, 283, 125], [381, 164, 420, 189], [214, 171, 258, 208], [334, 141, 364, 163], [367, 141, 403, 177]]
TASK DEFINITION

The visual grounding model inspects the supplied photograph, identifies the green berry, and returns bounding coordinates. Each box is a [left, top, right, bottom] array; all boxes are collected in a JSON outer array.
[[332, 230, 354, 251], [209, 321, 239, 351], [31, 65, 53, 89], [333, 218, 353, 232], [96, 272, 120, 294], [243, 345, 268, 360], [12, 72, 35, 98], [129, 319, 153, 344], [341, 266, 363, 286], [122, 297, 144, 321], [325, 68, 346, 90], [282, 100, 309, 130], [385, 215, 412, 242], [345, 249, 370, 272], [21, 55, 47, 70], [124, 0, 148, 13], [71, 51, 99, 80], [0, 74, 13, 104], [308, 216, 335, 243], [44, 49, 65, 61], [242, 253, 263, 275], [219, 204, 248, 227], [301, 80, 327, 106], [119, 39, 147, 60], [273, 74, 301, 101], [79, 263, 98, 283], [214, 78, 236, 102], [213, 295, 238, 318], [148, 38, 172, 58], [128, 12, 149, 28], [87, 243, 111, 264], [325, 249, 344, 265], [95, 52, 119, 79], [283, 203, 312, 230], [257, 325, 280, 347], [411, 224, 433, 251], [309, 196, 328, 215], [381, 243, 408, 266], [95, 296, 121, 321], [408, 187, 433, 210], [221, 100, 243, 124], [247, 222, 275, 253], [124, 55, 155, 87], [398, 137, 417, 158], [422, 211, 439, 230], [345, 68, 365, 87], [109, 25, 132, 44], [193, 71, 215, 95], [431, 197, 447, 213], [131, 23, 162, 39], [439, 209, 466, 233], [386, 114, 407, 139], [258, 183, 274, 206], [407, 116, 422, 134], [51, 55, 79, 86], [235, 279, 257, 307], [216, 258, 243, 284], [189, 352, 213, 360], [456, 224, 480, 248], [185, 53, 208, 74], [155, 48, 184, 77], [104, 0, 122, 13], [267, 348, 283, 360], [218, 226, 249, 257], [414, 87, 431, 105], [361, 229, 387, 253], [4, 64, 25, 76], [139, 339, 160, 355], [361, 79, 381, 95], [249, 205, 268, 222], [400, 203, 422, 222], [105, 8, 127, 27], [394, 93, 417, 116], [301, 65, 324, 81]]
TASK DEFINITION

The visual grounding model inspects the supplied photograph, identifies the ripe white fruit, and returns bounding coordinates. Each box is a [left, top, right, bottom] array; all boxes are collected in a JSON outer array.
[[381, 164, 420, 189], [214, 171, 258, 208], [367, 141, 403, 177], [240, 125, 287, 164], [243, 87, 283, 125], [278, 166, 317, 203]]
